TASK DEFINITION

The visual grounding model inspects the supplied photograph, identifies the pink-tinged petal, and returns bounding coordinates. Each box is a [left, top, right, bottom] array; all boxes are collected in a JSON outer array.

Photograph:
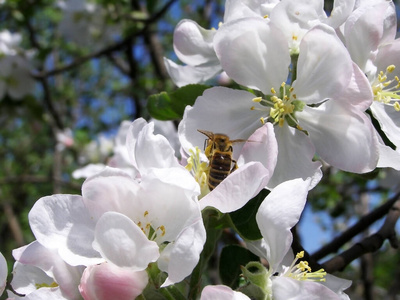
[[344, 1, 396, 72], [371, 101, 400, 150], [201, 285, 250, 300], [28, 195, 102, 266], [163, 58, 222, 87], [268, 125, 322, 189], [161, 216, 206, 287], [375, 39, 400, 80], [199, 162, 271, 213], [179, 87, 265, 159], [79, 263, 148, 300], [238, 123, 278, 173], [256, 178, 310, 270], [93, 212, 159, 270], [173, 19, 218, 66], [0, 252, 6, 296], [214, 18, 290, 94], [323, 0, 355, 28], [82, 167, 140, 221], [293, 24, 353, 104], [298, 101, 379, 173], [126, 119, 181, 172], [335, 62, 373, 110], [272, 276, 341, 300]]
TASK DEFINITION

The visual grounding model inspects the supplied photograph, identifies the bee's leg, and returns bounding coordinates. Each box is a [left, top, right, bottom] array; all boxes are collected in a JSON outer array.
[[230, 159, 238, 173]]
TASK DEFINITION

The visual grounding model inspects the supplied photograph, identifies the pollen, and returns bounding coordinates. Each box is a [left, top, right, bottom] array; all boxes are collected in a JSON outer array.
[[372, 64, 400, 112], [283, 251, 327, 282], [186, 147, 210, 197]]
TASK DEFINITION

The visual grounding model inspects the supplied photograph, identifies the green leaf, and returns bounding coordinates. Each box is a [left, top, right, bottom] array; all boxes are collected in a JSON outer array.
[[147, 84, 211, 120], [229, 189, 270, 240], [219, 245, 259, 289]]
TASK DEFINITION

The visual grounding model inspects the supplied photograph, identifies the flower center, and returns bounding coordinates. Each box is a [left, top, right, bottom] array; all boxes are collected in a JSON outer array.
[[251, 82, 305, 129], [371, 65, 400, 112], [136, 210, 166, 242], [185, 146, 209, 197], [282, 251, 326, 282]]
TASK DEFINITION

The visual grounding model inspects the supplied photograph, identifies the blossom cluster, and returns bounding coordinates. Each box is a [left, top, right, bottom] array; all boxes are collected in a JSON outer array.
[[1, 0, 400, 299]]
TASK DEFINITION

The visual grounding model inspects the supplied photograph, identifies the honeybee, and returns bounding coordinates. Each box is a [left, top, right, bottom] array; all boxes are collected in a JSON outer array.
[[198, 129, 246, 191]]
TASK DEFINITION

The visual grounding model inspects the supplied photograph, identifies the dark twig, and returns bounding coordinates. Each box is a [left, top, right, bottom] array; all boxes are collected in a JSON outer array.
[[321, 197, 400, 273], [311, 191, 400, 261]]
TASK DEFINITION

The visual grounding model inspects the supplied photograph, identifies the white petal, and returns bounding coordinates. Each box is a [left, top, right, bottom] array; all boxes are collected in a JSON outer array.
[[161, 216, 206, 287], [272, 276, 341, 300], [11, 262, 53, 295], [72, 163, 106, 179], [298, 101, 379, 173], [127, 119, 181, 172], [294, 24, 353, 104], [334, 62, 373, 110], [163, 58, 222, 87], [13, 241, 84, 299], [173, 19, 218, 66], [82, 167, 141, 221], [377, 143, 400, 170], [267, 125, 322, 189], [0, 252, 6, 295], [371, 101, 400, 150], [256, 178, 310, 270], [322, 274, 352, 300], [93, 212, 159, 270], [28, 195, 102, 266], [179, 86, 265, 158], [201, 285, 250, 300], [199, 162, 271, 213], [323, 0, 355, 28], [214, 18, 289, 94], [344, 1, 396, 72]]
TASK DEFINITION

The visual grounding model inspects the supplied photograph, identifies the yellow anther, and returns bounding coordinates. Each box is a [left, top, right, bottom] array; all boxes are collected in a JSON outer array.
[[252, 97, 262, 103], [271, 87, 276, 94], [250, 106, 255, 110], [144, 211, 149, 217], [394, 102, 400, 111], [387, 65, 395, 73], [281, 82, 286, 88], [260, 117, 265, 124], [296, 251, 305, 259], [263, 14, 269, 19], [278, 118, 284, 127], [292, 35, 298, 41], [159, 225, 166, 236]]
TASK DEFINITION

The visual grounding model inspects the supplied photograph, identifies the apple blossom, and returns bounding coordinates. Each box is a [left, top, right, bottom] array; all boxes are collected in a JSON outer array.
[[164, 0, 282, 87], [10, 241, 85, 299], [343, 0, 400, 162], [244, 178, 351, 299], [29, 166, 205, 287], [189, 22, 379, 186]]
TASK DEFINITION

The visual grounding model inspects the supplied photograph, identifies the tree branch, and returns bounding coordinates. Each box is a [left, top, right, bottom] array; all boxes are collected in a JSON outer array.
[[311, 191, 400, 261], [321, 196, 400, 273]]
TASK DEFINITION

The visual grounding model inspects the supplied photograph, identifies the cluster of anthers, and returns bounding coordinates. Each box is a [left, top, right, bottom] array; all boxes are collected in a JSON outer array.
[[372, 65, 400, 111], [137, 210, 166, 241], [251, 82, 304, 130], [185, 146, 210, 196], [281, 251, 327, 282]]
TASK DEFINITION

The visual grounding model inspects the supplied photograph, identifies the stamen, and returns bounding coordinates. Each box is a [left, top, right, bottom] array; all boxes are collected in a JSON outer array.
[[372, 64, 400, 112], [283, 251, 327, 282], [185, 147, 210, 196]]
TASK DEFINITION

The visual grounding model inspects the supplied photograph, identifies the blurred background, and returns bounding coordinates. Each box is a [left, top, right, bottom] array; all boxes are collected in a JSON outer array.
[[0, 0, 399, 299]]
